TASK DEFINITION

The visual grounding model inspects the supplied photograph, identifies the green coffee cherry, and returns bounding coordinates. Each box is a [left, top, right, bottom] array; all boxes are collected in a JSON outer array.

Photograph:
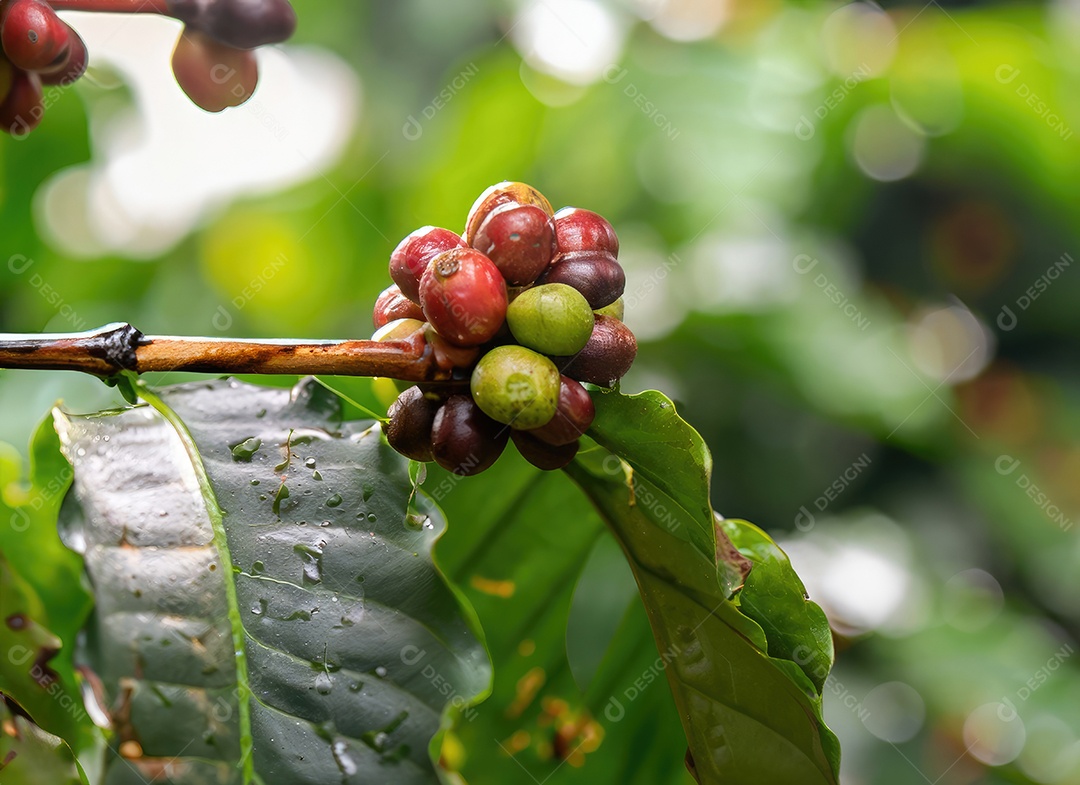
[[506, 283, 594, 356], [470, 345, 560, 430], [594, 296, 624, 321]]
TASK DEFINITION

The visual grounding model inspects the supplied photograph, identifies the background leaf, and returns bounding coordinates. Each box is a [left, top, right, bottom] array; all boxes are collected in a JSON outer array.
[[0, 702, 89, 785]]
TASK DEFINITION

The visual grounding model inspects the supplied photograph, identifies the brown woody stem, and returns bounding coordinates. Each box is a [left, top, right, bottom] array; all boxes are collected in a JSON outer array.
[[0, 323, 452, 382]]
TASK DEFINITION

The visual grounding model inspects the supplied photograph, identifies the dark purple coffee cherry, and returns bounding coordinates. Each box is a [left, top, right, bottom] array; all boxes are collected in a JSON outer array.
[[472, 203, 556, 285], [553, 207, 619, 257], [373, 284, 424, 329], [389, 226, 467, 303], [431, 394, 508, 476], [0, 67, 41, 137], [537, 250, 625, 309], [385, 386, 441, 462], [419, 248, 508, 347], [171, 0, 297, 49], [464, 181, 554, 247], [528, 376, 594, 446], [511, 430, 579, 471], [556, 315, 637, 388]]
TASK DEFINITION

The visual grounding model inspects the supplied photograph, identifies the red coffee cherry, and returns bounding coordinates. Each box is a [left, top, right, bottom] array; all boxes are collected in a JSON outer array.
[[38, 24, 86, 86], [537, 250, 625, 309], [527, 376, 594, 446], [556, 315, 637, 388], [373, 284, 424, 329], [419, 248, 508, 347], [472, 203, 556, 285], [1, 0, 69, 73], [389, 226, 466, 303], [511, 431, 579, 471], [171, 27, 258, 112], [422, 324, 481, 373], [0, 67, 42, 137], [385, 386, 441, 462], [553, 207, 619, 257], [464, 181, 554, 246], [431, 394, 508, 476]]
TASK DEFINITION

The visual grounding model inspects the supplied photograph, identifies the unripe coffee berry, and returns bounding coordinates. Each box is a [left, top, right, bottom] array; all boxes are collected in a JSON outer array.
[[419, 248, 508, 346], [373, 284, 424, 328], [528, 376, 594, 446], [385, 386, 441, 462], [553, 207, 619, 257], [389, 226, 466, 303], [372, 317, 424, 342], [593, 296, 625, 321], [431, 394, 508, 475], [511, 430, 579, 471], [464, 181, 554, 246], [538, 250, 625, 309], [470, 345, 560, 430], [506, 283, 594, 356], [472, 203, 556, 285], [556, 315, 637, 388]]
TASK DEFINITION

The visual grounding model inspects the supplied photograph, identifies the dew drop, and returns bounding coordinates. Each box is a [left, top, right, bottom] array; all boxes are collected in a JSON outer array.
[[251, 479, 261, 486], [315, 671, 333, 696], [252, 560, 265, 575], [320, 520, 331, 528], [313, 470, 323, 481], [231, 437, 263, 462], [348, 681, 362, 692], [251, 599, 267, 616], [367, 513, 377, 523], [375, 666, 387, 678], [332, 740, 358, 777], [294, 543, 324, 585], [305, 457, 317, 469], [362, 482, 374, 502], [326, 493, 344, 508]]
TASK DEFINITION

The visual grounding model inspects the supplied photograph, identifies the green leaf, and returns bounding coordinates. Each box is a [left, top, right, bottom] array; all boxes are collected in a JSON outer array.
[[53, 378, 490, 785], [0, 553, 92, 748], [426, 450, 696, 785], [0, 702, 89, 785], [567, 388, 841, 784], [0, 417, 94, 753]]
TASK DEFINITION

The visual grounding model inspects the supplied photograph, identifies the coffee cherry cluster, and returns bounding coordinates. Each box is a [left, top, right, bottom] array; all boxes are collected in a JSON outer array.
[[377, 182, 637, 476], [0, 0, 296, 136]]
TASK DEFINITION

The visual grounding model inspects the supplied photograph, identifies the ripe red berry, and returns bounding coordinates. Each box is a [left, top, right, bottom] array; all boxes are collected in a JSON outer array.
[[511, 430, 579, 471], [39, 24, 86, 86], [556, 315, 637, 388], [0, 67, 42, 137], [373, 284, 424, 329], [1, 0, 69, 73], [537, 250, 625, 309], [553, 207, 619, 257], [419, 248, 508, 347], [422, 324, 481, 373], [464, 181, 554, 246], [472, 203, 556, 285], [431, 394, 508, 476], [385, 386, 441, 462], [527, 376, 594, 446], [389, 226, 466, 303], [171, 27, 258, 113]]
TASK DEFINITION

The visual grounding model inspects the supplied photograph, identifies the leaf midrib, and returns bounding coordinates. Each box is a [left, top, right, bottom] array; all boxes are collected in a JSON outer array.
[[140, 387, 256, 785]]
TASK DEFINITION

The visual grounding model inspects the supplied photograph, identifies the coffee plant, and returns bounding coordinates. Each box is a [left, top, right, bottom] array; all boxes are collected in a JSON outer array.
[[0, 7, 842, 785]]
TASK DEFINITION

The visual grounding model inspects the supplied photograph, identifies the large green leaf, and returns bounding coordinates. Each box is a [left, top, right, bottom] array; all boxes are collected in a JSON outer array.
[[53, 378, 490, 785], [567, 389, 841, 784]]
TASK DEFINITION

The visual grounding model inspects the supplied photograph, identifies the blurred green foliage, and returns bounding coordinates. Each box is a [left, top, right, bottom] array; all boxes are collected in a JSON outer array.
[[3, 0, 1080, 783]]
